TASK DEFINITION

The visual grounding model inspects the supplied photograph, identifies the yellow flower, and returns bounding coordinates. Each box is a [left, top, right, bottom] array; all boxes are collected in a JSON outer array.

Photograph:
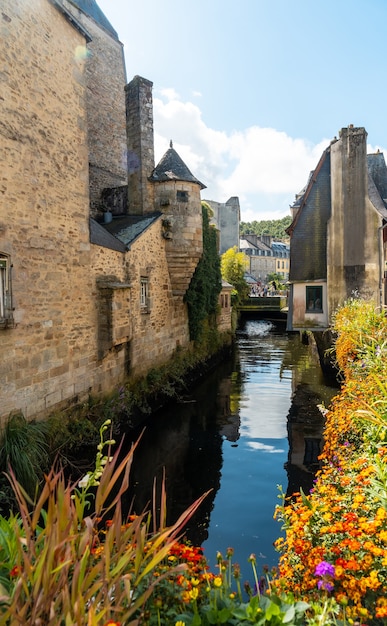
[[189, 587, 198, 600], [213, 576, 222, 587], [191, 577, 200, 586], [175, 622, 186, 626]]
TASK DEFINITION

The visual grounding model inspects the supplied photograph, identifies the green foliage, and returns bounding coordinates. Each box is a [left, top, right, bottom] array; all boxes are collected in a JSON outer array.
[[185, 203, 222, 341], [267, 273, 286, 292], [221, 246, 250, 305], [240, 216, 292, 240], [0, 413, 50, 501]]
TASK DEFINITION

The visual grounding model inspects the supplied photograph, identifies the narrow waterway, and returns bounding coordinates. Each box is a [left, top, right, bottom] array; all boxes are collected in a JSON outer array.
[[122, 319, 337, 574]]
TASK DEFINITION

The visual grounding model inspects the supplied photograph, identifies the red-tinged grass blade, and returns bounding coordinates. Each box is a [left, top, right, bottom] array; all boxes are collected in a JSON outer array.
[[136, 489, 211, 583], [94, 434, 143, 517]]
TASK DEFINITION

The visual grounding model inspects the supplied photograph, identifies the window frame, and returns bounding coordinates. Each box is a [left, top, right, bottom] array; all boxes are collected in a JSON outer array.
[[0, 253, 13, 328], [140, 277, 149, 311], [176, 190, 189, 203], [306, 285, 323, 312]]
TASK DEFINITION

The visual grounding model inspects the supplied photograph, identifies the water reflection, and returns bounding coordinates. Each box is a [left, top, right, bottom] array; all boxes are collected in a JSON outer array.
[[122, 320, 336, 572]]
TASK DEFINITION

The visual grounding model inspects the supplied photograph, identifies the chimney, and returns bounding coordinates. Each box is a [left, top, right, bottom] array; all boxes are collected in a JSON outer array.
[[125, 76, 155, 214]]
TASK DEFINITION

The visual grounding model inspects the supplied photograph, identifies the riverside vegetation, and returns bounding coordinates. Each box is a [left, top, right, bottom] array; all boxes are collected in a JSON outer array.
[[0, 298, 387, 624]]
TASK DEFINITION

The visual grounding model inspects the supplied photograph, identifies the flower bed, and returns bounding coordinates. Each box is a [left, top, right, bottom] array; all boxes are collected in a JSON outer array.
[[274, 299, 387, 623]]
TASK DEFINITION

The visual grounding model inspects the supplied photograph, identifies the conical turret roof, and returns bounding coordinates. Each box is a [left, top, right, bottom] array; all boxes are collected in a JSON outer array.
[[150, 141, 206, 189]]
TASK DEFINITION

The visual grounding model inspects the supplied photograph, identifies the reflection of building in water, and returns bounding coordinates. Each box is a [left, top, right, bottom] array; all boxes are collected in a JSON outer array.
[[216, 377, 240, 443], [281, 333, 337, 497], [285, 383, 326, 497]]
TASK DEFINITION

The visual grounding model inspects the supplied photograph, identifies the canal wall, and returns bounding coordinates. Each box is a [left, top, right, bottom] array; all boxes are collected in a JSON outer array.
[[311, 330, 341, 386]]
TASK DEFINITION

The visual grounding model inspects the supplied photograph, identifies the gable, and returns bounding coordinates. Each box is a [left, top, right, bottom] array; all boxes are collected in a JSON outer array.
[[289, 150, 331, 282]]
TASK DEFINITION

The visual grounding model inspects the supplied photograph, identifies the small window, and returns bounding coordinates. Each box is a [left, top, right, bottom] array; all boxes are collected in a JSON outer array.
[[140, 278, 149, 310], [176, 190, 188, 202], [306, 286, 323, 312], [0, 254, 13, 327]]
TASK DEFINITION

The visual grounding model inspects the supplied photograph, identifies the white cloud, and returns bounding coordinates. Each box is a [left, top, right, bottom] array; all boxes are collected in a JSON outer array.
[[153, 90, 331, 221]]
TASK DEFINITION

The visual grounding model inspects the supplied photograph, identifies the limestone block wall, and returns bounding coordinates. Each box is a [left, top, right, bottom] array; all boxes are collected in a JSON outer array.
[[63, 0, 128, 216], [154, 181, 203, 295], [126, 219, 191, 374], [90, 219, 191, 378], [0, 0, 99, 420]]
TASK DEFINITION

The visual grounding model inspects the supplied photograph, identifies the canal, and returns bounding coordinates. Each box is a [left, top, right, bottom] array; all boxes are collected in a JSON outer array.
[[122, 319, 337, 575]]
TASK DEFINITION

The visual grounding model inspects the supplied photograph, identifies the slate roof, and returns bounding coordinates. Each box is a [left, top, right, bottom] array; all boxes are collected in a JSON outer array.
[[240, 237, 272, 254], [150, 142, 206, 189], [89, 218, 126, 252], [90, 213, 162, 251], [70, 0, 119, 39], [287, 148, 331, 282], [367, 152, 387, 208]]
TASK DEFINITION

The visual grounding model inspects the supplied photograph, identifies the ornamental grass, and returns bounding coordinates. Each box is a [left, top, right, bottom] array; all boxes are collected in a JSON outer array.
[[274, 298, 387, 624], [0, 421, 209, 625]]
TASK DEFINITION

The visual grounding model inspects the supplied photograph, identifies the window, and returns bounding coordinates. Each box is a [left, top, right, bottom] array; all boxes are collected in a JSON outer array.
[[306, 286, 323, 312], [0, 253, 13, 327], [140, 278, 149, 311], [176, 190, 188, 202]]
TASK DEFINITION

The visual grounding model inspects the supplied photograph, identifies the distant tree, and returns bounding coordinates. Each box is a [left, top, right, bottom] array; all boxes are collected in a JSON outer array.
[[267, 272, 286, 292], [221, 246, 249, 304], [240, 215, 292, 240]]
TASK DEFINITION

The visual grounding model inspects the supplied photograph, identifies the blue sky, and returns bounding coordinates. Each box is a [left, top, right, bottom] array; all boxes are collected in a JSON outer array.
[[97, 0, 387, 222]]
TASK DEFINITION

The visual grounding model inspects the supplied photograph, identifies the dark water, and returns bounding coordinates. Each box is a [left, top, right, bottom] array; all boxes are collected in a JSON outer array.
[[122, 320, 337, 574]]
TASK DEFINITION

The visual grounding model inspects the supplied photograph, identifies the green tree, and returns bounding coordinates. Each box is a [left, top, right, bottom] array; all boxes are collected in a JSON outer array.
[[267, 272, 285, 292], [221, 246, 249, 304], [240, 215, 292, 240]]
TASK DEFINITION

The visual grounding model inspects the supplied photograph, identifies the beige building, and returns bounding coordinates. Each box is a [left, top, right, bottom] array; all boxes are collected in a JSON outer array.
[[0, 0, 230, 423]]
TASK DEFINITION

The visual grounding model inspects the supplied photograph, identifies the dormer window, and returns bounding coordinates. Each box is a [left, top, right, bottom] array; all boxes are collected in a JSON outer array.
[[0, 253, 13, 328], [176, 190, 188, 202]]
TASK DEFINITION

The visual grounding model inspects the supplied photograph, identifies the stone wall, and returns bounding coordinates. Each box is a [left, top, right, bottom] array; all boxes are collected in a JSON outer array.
[[206, 197, 240, 254], [63, 0, 128, 217], [155, 181, 203, 295], [1, 0, 94, 418], [126, 76, 155, 215], [328, 126, 381, 315], [91, 218, 191, 379]]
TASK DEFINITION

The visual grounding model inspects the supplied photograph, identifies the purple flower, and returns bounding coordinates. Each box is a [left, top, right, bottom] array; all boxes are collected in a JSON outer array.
[[314, 561, 335, 578]]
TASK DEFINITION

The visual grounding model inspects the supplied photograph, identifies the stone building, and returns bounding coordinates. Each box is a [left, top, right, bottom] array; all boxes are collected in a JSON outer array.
[[286, 125, 387, 332], [205, 197, 240, 254], [0, 0, 229, 423], [240, 234, 290, 283]]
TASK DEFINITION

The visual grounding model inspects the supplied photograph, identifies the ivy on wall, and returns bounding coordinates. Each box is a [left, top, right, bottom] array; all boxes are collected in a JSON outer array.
[[184, 202, 222, 341]]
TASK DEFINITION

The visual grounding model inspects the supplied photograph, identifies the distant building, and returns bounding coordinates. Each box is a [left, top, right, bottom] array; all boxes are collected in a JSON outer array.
[[205, 197, 240, 254], [240, 234, 290, 283]]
